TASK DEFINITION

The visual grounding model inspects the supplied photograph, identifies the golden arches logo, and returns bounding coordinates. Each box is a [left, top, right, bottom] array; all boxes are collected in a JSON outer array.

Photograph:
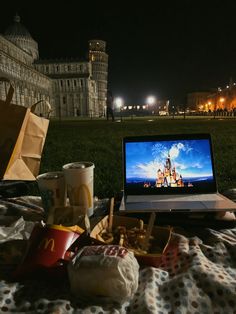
[[68, 183, 92, 207], [38, 237, 55, 252]]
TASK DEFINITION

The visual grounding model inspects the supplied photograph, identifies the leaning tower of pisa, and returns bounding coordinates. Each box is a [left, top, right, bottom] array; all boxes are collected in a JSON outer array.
[[88, 39, 108, 116]]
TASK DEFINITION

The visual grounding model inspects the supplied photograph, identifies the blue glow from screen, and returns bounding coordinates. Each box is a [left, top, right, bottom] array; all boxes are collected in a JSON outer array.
[[125, 139, 214, 187]]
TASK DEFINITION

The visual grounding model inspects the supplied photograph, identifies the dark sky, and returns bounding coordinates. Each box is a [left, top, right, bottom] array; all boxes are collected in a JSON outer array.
[[1, 0, 236, 105]]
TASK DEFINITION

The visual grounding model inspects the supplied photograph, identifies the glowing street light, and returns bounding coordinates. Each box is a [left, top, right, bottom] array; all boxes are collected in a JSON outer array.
[[114, 97, 123, 109], [219, 97, 225, 105], [146, 96, 156, 105], [146, 96, 156, 115], [114, 97, 124, 121]]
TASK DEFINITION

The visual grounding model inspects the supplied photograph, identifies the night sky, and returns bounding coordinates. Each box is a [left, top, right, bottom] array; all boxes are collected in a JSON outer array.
[[1, 0, 236, 105]]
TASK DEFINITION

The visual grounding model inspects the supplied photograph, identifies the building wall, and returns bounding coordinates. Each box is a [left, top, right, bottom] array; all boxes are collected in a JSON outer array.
[[0, 35, 53, 116], [4, 34, 39, 61], [0, 31, 107, 118], [187, 92, 210, 111], [187, 85, 236, 113], [34, 60, 98, 117]]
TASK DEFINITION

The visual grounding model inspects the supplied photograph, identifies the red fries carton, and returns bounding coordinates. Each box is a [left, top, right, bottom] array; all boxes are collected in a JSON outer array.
[[14, 223, 84, 278]]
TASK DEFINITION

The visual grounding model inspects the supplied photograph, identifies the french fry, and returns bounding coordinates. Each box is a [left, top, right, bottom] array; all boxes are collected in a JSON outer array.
[[97, 215, 159, 255], [96, 234, 105, 242], [108, 197, 114, 233], [119, 234, 124, 246], [141, 212, 156, 251]]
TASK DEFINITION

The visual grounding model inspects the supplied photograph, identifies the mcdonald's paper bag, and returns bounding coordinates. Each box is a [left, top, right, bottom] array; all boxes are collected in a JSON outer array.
[[0, 77, 50, 180]]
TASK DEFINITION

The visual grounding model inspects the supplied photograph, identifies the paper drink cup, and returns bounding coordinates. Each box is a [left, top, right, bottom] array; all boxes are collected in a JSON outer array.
[[37, 171, 67, 223], [62, 162, 95, 217]]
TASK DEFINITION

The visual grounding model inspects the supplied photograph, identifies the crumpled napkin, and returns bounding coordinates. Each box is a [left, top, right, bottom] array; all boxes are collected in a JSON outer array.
[[0, 217, 35, 244]]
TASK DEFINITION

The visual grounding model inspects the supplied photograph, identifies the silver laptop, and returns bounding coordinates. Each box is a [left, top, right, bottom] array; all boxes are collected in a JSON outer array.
[[120, 133, 236, 213]]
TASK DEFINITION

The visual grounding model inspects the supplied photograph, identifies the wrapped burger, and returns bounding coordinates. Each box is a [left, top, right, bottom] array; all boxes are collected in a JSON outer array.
[[67, 245, 139, 303]]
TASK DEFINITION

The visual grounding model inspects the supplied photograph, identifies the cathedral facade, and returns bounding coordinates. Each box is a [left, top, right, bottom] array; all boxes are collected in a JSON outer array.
[[0, 15, 108, 117]]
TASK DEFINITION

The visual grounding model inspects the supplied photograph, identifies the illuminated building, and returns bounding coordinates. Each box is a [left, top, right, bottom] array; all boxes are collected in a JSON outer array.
[[0, 15, 108, 117], [187, 79, 236, 114]]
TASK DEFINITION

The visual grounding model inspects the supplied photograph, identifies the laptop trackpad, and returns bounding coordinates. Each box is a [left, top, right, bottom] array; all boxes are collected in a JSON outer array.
[[152, 201, 206, 210], [126, 201, 206, 211]]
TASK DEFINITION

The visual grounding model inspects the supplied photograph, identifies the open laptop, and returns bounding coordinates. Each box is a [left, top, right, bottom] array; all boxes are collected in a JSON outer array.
[[120, 133, 236, 213]]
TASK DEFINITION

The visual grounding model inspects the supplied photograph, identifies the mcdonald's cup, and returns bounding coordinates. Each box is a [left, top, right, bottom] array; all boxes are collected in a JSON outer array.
[[63, 162, 95, 217], [37, 171, 67, 223]]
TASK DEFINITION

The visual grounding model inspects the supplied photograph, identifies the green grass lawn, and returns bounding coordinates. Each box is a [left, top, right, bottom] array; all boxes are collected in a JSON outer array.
[[40, 117, 236, 198]]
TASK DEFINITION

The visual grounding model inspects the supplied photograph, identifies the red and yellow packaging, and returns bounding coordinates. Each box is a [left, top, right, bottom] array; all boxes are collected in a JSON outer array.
[[14, 223, 84, 278]]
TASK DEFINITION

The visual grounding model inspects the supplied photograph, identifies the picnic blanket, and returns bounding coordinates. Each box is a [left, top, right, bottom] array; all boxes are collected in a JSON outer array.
[[0, 197, 236, 313]]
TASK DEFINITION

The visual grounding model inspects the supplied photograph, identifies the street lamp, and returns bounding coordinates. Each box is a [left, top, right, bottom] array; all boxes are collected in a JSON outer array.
[[219, 97, 225, 107], [146, 96, 156, 115], [114, 97, 123, 121], [219, 97, 225, 117]]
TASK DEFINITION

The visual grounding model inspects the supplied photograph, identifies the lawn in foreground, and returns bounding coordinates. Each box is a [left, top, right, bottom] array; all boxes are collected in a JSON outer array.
[[40, 118, 236, 198]]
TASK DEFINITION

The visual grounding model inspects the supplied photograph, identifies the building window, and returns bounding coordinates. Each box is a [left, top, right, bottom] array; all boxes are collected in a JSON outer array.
[[74, 80, 77, 87], [68, 65, 71, 71], [80, 80, 83, 87], [67, 80, 70, 87], [63, 96, 66, 104], [56, 65, 59, 72], [60, 80, 63, 87]]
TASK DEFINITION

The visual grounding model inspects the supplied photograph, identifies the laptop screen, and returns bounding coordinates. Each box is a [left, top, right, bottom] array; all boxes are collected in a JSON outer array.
[[123, 134, 217, 195]]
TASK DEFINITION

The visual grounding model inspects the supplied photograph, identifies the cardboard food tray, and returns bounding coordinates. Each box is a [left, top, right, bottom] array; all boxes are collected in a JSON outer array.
[[90, 215, 172, 267]]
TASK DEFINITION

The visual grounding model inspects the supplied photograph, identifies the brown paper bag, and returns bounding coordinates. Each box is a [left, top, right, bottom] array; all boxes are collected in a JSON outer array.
[[0, 77, 50, 180]]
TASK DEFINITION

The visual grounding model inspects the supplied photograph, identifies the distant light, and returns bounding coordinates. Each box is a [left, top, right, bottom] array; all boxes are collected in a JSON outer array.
[[219, 97, 225, 103], [114, 97, 123, 108], [148, 119, 154, 122], [146, 96, 156, 105], [137, 105, 140, 109], [226, 85, 229, 88], [142, 105, 146, 109], [128, 106, 132, 110]]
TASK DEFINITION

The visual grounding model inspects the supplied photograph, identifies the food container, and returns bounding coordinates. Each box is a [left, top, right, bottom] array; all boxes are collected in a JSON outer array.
[[14, 223, 85, 279], [90, 215, 172, 267]]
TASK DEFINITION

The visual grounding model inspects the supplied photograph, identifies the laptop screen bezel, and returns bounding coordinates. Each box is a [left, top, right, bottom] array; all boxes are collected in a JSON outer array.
[[123, 133, 217, 195]]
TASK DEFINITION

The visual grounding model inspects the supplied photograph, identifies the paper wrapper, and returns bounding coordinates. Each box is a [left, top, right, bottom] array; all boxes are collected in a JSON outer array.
[[68, 245, 139, 303]]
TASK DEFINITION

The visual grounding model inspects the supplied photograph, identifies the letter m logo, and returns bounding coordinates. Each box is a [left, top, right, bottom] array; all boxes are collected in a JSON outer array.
[[38, 237, 55, 252]]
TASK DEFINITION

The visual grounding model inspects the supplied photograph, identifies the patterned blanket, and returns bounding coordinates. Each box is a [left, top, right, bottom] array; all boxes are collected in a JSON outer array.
[[0, 197, 236, 313]]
